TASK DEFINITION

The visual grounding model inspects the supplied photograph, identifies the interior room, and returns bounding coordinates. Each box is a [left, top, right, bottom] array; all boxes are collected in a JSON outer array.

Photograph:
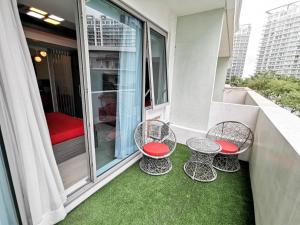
[[17, 0, 90, 191]]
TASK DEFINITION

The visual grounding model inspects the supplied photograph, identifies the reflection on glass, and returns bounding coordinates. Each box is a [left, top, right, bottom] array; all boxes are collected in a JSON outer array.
[[145, 58, 151, 107], [150, 29, 168, 105], [86, 0, 143, 175], [0, 131, 19, 225]]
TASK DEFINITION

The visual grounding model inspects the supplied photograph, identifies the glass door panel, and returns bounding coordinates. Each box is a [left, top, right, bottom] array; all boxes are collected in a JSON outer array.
[[0, 130, 19, 225], [149, 29, 168, 105], [85, 0, 143, 175]]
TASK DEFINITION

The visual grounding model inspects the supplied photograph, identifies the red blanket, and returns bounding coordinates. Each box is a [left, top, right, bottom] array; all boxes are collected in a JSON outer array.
[[46, 112, 84, 145]]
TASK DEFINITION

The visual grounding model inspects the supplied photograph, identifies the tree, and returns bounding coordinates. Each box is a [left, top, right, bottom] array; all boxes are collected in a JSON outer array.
[[226, 76, 244, 86], [229, 72, 300, 115], [278, 91, 300, 113]]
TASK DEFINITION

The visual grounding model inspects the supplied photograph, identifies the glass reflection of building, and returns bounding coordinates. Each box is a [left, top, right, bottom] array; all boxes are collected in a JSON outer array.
[[86, 14, 136, 48]]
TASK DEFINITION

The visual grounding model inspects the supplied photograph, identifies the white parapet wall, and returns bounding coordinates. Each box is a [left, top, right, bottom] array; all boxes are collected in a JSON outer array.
[[172, 86, 300, 224], [223, 87, 300, 225], [248, 96, 300, 225], [222, 87, 251, 104]]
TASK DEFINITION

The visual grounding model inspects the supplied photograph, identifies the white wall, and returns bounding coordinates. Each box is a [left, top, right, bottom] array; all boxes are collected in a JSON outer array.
[[208, 102, 259, 131], [250, 106, 300, 225], [246, 90, 278, 107], [226, 88, 300, 225], [121, 0, 177, 122], [170, 9, 225, 131], [213, 57, 230, 102], [244, 93, 258, 106], [223, 87, 248, 104], [223, 87, 277, 107]]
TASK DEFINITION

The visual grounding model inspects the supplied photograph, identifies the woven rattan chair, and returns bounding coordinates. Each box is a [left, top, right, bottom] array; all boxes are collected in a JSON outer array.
[[206, 121, 253, 172], [134, 120, 177, 175]]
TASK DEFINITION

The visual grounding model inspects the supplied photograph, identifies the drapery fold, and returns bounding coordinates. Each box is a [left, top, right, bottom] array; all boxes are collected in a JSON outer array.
[[0, 0, 66, 224]]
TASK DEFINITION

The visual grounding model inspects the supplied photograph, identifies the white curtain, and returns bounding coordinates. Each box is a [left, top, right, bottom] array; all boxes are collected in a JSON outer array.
[[0, 0, 66, 225], [114, 21, 143, 159]]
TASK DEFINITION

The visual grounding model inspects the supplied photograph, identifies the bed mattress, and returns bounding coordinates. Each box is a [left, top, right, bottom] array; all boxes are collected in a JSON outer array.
[[46, 112, 84, 145]]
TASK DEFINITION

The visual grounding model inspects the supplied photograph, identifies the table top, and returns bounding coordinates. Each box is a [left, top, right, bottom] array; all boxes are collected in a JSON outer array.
[[186, 138, 221, 154]]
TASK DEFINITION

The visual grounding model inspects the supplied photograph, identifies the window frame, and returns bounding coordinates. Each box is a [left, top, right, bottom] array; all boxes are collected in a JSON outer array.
[[146, 22, 170, 109], [144, 42, 154, 110]]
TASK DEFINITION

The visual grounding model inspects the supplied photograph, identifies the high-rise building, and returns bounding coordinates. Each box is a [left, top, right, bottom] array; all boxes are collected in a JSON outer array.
[[256, 1, 300, 77], [227, 24, 251, 80]]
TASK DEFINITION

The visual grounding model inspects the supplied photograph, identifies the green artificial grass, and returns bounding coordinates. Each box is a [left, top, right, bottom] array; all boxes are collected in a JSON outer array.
[[58, 144, 255, 225]]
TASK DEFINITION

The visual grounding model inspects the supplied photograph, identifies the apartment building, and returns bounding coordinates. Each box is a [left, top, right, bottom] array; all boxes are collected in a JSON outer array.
[[256, 1, 300, 77], [227, 24, 251, 79]]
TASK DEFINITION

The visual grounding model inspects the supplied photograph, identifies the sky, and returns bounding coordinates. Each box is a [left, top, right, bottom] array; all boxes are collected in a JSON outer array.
[[240, 0, 297, 77]]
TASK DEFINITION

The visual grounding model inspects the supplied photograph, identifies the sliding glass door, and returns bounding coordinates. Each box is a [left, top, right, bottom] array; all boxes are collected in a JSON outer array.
[[0, 130, 19, 225], [85, 0, 143, 175]]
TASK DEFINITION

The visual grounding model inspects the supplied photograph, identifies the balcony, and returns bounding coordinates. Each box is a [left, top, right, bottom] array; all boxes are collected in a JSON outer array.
[[57, 87, 300, 225], [1, 0, 300, 225]]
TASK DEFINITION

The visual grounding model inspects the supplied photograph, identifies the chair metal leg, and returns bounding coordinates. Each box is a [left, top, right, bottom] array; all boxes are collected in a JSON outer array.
[[139, 156, 172, 175], [213, 154, 240, 172]]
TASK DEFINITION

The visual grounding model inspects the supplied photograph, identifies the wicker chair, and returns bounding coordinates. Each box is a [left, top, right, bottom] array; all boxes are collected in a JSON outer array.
[[206, 121, 253, 172], [134, 120, 177, 175]]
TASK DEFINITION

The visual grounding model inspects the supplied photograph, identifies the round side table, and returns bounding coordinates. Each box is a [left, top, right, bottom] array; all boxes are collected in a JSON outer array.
[[184, 138, 221, 182]]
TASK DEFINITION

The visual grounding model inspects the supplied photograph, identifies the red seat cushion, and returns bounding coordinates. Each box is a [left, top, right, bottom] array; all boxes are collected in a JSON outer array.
[[216, 140, 239, 153], [143, 142, 170, 157]]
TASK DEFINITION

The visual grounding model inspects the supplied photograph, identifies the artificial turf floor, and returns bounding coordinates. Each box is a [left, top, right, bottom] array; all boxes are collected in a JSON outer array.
[[58, 144, 255, 225]]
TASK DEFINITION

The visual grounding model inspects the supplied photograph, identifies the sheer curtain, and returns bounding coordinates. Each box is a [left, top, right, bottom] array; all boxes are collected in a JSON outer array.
[[51, 50, 76, 116], [0, 0, 66, 225], [115, 21, 143, 159]]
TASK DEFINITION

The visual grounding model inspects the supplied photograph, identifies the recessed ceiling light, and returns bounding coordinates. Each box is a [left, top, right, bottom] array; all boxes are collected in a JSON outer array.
[[34, 56, 42, 63], [48, 14, 64, 22], [26, 11, 45, 19], [29, 7, 47, 16], [44, 18, 60, 25], [40, 51, 47, 57]]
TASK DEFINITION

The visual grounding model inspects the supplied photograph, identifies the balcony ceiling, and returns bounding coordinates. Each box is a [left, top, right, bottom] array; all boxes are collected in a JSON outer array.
[[18, 0, 75, 23], [19, 0, 241, 58], [162, 0, 226, 16]]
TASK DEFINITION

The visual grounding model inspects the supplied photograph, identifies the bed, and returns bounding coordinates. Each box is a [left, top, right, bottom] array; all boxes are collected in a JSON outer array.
[[46, 112, 85, 164]]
